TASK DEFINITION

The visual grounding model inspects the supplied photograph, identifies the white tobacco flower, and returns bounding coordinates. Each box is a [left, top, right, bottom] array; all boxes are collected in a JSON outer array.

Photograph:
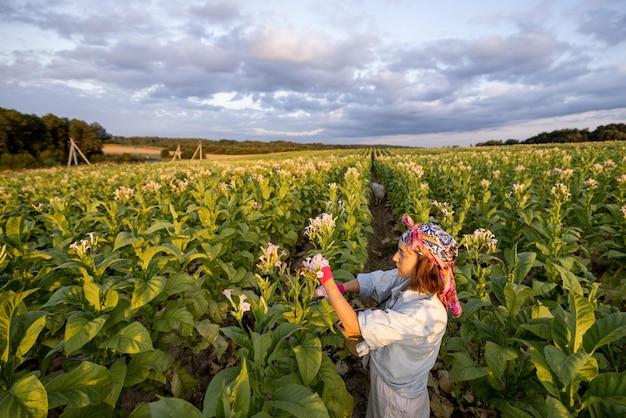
[[432, 200, 455, 218], [512, 183, 527, 194], [463, 228, 498, 254], [480, 179, 491, 188], [113, 186, 135, 201], [305, 213, 336, 241], [141, 180, 162, 193], [584, 178, 598, 190], [551, 183, 571, 200]]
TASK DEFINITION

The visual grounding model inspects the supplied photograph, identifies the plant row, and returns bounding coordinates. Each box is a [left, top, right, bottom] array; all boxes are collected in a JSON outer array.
[[373, 143, 626, 417]]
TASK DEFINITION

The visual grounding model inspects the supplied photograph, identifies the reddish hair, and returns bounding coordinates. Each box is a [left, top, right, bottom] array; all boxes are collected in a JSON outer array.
[[408, 256, 444, 294]]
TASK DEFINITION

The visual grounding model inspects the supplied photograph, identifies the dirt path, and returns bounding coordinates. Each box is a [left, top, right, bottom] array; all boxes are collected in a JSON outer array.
[[343, 174, 399, 418]]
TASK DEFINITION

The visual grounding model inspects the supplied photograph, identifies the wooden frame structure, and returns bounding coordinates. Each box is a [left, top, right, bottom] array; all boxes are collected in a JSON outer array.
[[191, 141, 203, 160], [67, 138, 91, 166]]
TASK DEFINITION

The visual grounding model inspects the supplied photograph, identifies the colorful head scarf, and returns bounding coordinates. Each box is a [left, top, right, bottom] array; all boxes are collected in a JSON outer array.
[[401, 214, 462, 318]]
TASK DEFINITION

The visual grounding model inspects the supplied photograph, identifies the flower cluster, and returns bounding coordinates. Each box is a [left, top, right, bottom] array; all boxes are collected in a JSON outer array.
[[141, 180, 162, 193], [344, 167, 360, 182], [113, 186, 135, 201], [305, 213, 336, 247], [398, 161, 424, 178], [621, 205, 626, 219], [432, 200, 455, 219], [512, 183, 527, 194], [592, 163, 604, 173], [170, 179, 189, 194], [552, 167, 574, 180], [617, 174, 626, 184], [69, 232, 98, 258], [584, 178, 598, 190], [256, 242, 287, 273], [551, 183, 571, 200], [480, 179, 491, 188], [223, 289, 250, 324], [302, 253, 330, 277], [463, 228, 498, 255], [217, 182, 229, 192]]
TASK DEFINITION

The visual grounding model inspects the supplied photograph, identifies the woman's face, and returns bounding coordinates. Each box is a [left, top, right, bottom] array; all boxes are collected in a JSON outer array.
[[393, 241, 419, 278]]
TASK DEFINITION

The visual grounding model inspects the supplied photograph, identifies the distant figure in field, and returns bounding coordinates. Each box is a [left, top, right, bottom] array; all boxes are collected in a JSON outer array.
[[371, 182, 385, 205]]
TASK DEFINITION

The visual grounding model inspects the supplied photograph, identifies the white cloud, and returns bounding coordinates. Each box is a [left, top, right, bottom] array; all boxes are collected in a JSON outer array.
[[0, 0, 624, 146]]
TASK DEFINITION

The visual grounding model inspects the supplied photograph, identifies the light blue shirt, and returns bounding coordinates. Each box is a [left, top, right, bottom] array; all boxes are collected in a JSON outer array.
[[356, 269, 448, 397]]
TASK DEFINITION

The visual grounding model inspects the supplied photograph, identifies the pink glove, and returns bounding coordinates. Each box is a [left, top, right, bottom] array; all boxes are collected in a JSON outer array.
[[314, 283, 345, 298]]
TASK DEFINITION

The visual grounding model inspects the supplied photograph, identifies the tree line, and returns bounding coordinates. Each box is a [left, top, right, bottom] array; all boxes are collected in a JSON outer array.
[[475, 123, 626, 146], [0, 107, 111, 169], [1, 106, 624, 170]]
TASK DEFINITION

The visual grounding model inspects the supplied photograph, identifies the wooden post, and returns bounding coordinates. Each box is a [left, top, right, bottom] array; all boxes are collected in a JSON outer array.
[[172, 144, 182, 160], [67, 138, 91, 166], [191, 140, 203, 160]]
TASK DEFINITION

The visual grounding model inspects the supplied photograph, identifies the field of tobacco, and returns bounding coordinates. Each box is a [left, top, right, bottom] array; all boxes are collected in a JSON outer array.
[[0, 143, 625, 418]]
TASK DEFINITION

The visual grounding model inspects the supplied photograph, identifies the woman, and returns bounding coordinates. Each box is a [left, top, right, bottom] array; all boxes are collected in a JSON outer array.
[[311, 215, 461, 418]]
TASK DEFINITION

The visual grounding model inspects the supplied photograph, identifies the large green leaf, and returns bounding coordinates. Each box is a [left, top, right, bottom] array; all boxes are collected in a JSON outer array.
[[545, 396, 573, 418], [293, 333, 322, 386], [11, 310, 47, 360], [317, 356, 353, 418], [528, 344, 560, 399], [221, 326, 252, 352], [63, 312, 108, 356], [148, 397, 202, 418], [125, 349, 174, 387], [0, 288, 38, 365], [544, 346, 594, 388], [41, 285, 83, 308], [484, 341, 518, 381], [113, 231, 141, 251], [230, 360, 251, 418], [99, 322, 154, 354], [0, 374, 48, 418], [504, 282, 532, 319], [161, 273, 196, 297], [266, 384, 330, 418], [552, 292, 595, 355], [586, 371, 626, 398], [103, 357, 127, 408], [45, 361, 112, 409], [511, 251, 537, 284], [140, 245, 180, 270], [153, 305, 194, 336], [449, 352, 489, 382], [583, 312, 626, 353], [203, 366, 242, 416], [252, 331, 273, 366], [553, 264, 583, 296]]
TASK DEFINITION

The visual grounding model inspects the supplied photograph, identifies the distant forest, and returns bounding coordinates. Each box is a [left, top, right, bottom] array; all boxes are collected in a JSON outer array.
[[474, 123, 626, 146], [1, 106, 625, 170]]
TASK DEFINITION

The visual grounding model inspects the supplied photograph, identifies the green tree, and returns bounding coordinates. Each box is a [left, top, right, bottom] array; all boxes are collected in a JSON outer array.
[[69, 119, 103, 155]]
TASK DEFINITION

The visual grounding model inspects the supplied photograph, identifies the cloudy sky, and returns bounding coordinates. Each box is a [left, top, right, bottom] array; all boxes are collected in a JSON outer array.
[[1, 0, 625, 147]]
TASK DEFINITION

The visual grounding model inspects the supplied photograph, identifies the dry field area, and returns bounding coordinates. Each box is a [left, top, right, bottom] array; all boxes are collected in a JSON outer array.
[[102, 144, 256, 160]]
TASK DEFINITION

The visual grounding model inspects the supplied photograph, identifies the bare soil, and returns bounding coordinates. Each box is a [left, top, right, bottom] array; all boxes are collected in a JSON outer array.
[[341, 182, 399, 417]]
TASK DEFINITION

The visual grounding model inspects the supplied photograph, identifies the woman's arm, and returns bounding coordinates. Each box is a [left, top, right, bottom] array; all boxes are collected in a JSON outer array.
[[323, 278, 361, 336], [341, 278, 360, 293]]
